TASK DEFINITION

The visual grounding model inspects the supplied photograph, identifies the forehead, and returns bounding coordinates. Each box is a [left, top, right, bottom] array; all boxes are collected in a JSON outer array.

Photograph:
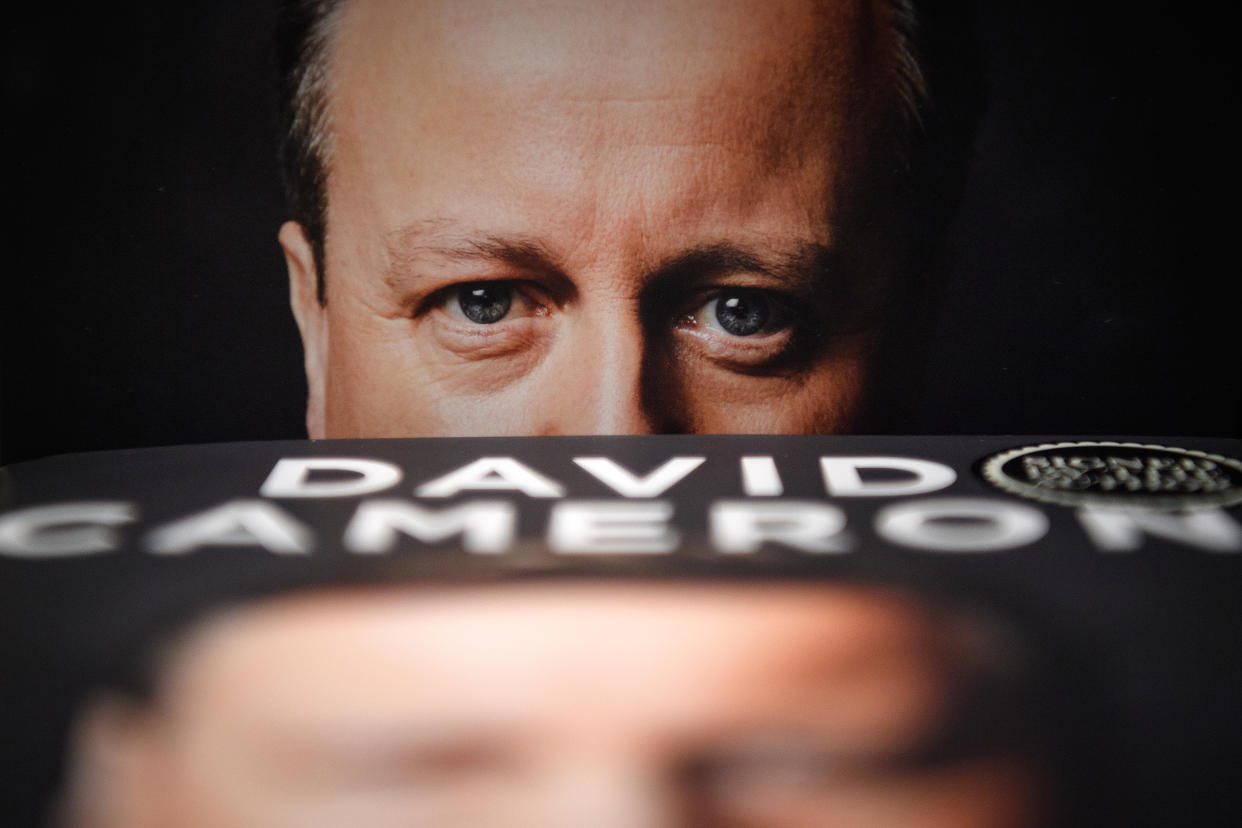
[[157, 583, 952, 751], [324, 0, 890, 240], [330, 0, 882, 148], [334, 0, 877, 99]]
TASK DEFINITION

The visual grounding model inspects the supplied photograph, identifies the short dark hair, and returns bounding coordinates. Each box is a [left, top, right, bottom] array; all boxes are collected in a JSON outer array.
[[275, 0, 344, 304], [274, 0, 936, 306]]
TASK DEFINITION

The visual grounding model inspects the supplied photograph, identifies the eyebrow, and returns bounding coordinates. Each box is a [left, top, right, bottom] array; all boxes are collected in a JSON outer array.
[[382, 219, 833, 293], [382, 220, 564, 292], [255, 720, 525, 772], [649, 242, 834, 294]]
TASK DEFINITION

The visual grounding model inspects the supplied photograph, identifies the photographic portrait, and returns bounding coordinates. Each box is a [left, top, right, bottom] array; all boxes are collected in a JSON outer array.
[[4, 1, 1237, 459], [2, 4, 1239, 827]]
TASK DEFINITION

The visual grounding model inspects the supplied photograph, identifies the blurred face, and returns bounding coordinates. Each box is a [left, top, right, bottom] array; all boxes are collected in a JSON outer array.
[[282, 0, 901, 436], [71, 584, 1041, 827]]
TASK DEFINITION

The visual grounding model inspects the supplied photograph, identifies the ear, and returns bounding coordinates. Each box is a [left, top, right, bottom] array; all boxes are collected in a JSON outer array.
[[280, 221, 328, 438], [58, 695, 162, 828]]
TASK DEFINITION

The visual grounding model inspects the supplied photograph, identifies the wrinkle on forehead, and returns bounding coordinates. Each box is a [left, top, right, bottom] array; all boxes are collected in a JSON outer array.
[[322, 0, 896, 277], [333, 0, 882, 168], [339, 0, 874, 86]]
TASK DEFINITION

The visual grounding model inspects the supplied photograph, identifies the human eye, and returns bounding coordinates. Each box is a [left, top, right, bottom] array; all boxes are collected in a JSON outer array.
[[689, 288, 789, 337], [415, 279, 553, 360], [675, 287, 800, 370], [440, 281, 527, 325]]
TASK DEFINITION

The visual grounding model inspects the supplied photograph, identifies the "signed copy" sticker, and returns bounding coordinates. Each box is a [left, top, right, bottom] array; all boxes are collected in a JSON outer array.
[[980, 442, 1242, 509]]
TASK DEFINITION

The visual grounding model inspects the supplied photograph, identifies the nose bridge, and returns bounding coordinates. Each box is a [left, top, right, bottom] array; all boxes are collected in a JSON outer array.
[[543, 300, 658, 435]]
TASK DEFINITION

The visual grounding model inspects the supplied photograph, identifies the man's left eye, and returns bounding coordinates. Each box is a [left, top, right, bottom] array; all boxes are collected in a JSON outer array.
[[690, 289, 787, 337], [450, 282, 513, 324]]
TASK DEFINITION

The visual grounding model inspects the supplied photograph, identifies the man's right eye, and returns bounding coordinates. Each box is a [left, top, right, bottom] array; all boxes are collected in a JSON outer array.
[[445, 282, 515, 324]]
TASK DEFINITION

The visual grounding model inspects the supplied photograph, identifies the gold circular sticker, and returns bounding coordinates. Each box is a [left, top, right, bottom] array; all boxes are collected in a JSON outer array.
[[979, 442, 1242, 510]]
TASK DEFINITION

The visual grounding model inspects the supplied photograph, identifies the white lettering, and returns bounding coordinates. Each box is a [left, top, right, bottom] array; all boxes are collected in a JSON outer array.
[[821, 457, 957, 497], [740, 456, 784, 496], [548, 500, 677, 554], [416, 457, 565, 499], [0, 502, 136, 558], [572, 456, 704, 497], [875, 498, 1048, 552], [344, 500, 515, 554], [260, 457, 402, 498], [145, 500, 312, 555], [710, 500, 848, 554], [1077, 507, 1242, 552]]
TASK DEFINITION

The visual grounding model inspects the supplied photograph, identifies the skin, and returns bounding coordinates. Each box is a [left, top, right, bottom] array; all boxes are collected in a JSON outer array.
[[65, 583, 1042, 827], [281, 0, 900, 436]]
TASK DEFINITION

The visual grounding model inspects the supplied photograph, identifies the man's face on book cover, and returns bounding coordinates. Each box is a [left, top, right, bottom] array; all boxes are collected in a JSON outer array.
[[64, 583, 1043, 827], [281, 0, 910, 436]]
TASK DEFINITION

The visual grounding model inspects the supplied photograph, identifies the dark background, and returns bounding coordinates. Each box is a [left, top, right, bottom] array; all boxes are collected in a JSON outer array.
[[3, 2, 1238, 465], [2, 6, 1240, 823]]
